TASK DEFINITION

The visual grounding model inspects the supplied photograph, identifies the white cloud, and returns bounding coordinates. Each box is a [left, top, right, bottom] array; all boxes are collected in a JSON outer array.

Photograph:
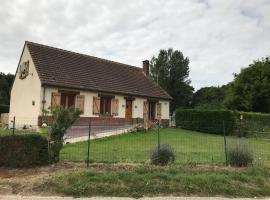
[[0, 0, 269, 89]]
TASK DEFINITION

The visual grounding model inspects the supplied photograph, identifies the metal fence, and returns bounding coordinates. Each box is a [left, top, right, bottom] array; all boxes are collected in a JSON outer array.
[[60, 118, 270, 167], [1, 117, 270, 167]]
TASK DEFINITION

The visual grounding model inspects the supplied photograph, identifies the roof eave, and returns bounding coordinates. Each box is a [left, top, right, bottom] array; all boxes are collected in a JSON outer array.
[[41, 82, 172, 101]]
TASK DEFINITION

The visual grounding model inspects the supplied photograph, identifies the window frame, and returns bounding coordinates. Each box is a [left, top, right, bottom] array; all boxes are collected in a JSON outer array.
[[100, 96, 112, 115]]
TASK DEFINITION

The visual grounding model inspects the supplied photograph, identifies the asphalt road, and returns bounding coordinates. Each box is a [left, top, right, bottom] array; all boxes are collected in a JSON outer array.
[[0, 196, 269, 200]]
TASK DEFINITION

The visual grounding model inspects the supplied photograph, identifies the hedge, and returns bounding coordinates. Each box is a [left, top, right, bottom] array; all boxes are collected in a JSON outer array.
[[0, 134, 49, 167], [175, 109, 235, 135], [0, 104, 9, 114], [234, 111, 270, 137], [175, 109, 270, 137]]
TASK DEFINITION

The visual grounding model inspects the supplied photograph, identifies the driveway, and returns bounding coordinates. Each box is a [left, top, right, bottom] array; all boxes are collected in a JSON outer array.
[[1, 196, 269, 200]]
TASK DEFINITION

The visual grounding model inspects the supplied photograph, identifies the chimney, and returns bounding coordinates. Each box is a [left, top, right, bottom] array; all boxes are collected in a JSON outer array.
[[142, 60, 149, 76]]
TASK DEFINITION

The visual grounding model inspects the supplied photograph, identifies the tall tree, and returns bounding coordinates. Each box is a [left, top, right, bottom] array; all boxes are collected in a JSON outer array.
[[150, 48, 194, 113], [224, 57, 270, 113]]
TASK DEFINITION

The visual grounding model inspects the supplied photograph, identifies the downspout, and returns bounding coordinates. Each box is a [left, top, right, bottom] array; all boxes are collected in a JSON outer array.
[[42, 86, 46, 114], [40, 86, 47, 127]]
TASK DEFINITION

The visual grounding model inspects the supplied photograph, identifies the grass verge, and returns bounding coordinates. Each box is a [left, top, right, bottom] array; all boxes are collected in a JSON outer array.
[[39, 164, 270, 198]]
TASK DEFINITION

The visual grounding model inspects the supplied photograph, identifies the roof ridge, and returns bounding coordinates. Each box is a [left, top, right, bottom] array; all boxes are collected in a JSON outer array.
[[25, 41, 142, 71]]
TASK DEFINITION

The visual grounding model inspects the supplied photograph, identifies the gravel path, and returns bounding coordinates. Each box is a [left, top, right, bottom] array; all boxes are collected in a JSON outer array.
[[1, 196, 270, 200]]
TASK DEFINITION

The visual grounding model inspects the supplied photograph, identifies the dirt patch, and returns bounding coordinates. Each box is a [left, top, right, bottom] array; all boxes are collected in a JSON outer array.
[[0, 162, 86, 196]]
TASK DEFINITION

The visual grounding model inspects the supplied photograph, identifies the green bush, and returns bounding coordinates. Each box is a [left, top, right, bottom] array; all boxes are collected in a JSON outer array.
[[228, 140, 253, 167], [150, 144, 175, 165], [0, 134, 49, 167], [46, 106, 81, 163], [175, 109, 235, 135], [0, 104, 9, 114]]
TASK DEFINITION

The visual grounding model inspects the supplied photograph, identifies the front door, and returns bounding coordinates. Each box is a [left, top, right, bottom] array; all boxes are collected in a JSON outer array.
[[125, 100, 132, 122]]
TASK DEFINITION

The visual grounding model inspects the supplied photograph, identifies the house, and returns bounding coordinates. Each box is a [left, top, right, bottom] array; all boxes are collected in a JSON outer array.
[[9, 41, 172, 130]]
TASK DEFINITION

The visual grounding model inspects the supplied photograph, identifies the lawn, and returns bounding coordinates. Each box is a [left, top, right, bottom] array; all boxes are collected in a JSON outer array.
[[61, 128, 270, 166], [0, 128, 36, 136], [40, 164, 270, 198]]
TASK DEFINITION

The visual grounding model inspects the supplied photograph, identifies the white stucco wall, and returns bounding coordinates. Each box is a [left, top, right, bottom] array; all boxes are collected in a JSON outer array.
[[158, 100, 170, 119], [41, 87, 58, 111], [80, 90, 98, 117], [114, 95, 125, 118], [9, 45, 42, 127], [133, 97, 147, 118], [42, 87, 170, 120]]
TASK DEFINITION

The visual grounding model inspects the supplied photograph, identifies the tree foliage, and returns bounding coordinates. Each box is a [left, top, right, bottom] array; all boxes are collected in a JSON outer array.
[[150, 48, 194, 113], [0, 73, 14, 105], [192, 86, 228, 109], [225, 57, 270, 113]]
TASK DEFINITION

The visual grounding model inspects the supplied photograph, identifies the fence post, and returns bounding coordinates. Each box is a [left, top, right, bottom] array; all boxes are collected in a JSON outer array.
[[157, 120, 160, 156], [12, 116, 15, 136], [223, 120, 228, 166], [87, 119, 91, 167]]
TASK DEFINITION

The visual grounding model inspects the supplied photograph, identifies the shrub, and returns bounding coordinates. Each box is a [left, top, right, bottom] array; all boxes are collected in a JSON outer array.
[[0, 134, 49, 167], [227, 140, 253, 167], [45, 106, 81, 163], [175, 109, 235, 135], [150, 144, 175, 165], [0, 104, 9, 114]]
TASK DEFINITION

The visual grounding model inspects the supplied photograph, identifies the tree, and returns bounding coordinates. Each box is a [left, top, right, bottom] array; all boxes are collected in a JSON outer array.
[[0, 73, 14, 105], [150, 48, 194, 113], [192, 86, 228, 109], [224, 57, 270, 113]]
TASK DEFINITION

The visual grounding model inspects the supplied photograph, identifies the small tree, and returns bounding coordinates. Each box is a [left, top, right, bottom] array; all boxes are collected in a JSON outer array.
[[46, 106, 81, 163]]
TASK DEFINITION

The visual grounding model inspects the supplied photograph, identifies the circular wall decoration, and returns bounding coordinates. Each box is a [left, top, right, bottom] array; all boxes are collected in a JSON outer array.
[[19, 60, 29, 79]]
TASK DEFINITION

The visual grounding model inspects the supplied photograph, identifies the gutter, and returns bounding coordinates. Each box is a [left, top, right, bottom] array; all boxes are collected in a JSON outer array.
[[42, 86, 46, 114]]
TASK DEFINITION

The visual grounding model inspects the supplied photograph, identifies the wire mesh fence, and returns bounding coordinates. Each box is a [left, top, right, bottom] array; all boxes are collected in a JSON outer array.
[[59, 118, 270, 167], [1, 116, 270, 167]]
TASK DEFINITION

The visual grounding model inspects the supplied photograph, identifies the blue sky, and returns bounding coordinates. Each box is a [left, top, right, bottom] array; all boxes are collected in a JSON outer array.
[[0, 0, 269, 89]]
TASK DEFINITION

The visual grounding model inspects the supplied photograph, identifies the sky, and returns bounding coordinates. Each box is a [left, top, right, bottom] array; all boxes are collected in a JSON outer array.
[[0, 0, 269, 90]]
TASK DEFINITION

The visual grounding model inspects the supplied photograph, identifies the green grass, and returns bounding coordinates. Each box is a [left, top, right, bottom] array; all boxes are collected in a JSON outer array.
[[0, 128, 37, 136], [39, 164, 270, 198], [61, 128, 270, 166]]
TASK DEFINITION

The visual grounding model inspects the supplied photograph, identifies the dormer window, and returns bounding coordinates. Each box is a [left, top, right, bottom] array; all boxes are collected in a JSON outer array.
[[19, 60, 29, 79]]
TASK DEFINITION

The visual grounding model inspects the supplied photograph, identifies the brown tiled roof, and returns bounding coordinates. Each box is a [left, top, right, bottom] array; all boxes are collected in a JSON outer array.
[[25, 41, 172, 100]]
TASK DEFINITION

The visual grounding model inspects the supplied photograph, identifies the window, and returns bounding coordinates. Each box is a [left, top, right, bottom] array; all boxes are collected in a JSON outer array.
[[100, 97, 111, 115], [60, 93, 76, 108]]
